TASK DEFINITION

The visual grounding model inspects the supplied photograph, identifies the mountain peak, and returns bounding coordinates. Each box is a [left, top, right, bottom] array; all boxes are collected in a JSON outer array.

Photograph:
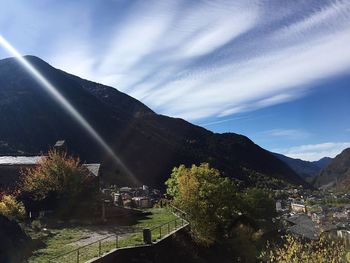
[[0, 56, 306, 188], [314, 148, 350, 189]]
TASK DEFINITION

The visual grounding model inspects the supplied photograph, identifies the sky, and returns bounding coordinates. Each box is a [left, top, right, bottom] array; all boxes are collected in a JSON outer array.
[[0, 0, 349, 161]]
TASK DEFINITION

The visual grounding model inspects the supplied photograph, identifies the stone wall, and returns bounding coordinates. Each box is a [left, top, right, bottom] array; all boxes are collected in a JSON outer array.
[[87, 226, 189, 263]]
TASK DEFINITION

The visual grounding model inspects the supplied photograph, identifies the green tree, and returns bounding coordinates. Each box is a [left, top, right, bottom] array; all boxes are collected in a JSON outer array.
[[19, 149, 99, 219], [165, 163, 240, 245], [242, 188, 276, 220]]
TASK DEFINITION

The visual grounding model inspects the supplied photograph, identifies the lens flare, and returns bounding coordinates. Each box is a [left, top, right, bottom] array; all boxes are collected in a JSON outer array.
[[0, 35, 135, 181]]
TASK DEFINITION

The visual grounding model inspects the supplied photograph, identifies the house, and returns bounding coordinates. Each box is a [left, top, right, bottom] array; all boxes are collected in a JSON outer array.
[[119, 187, 133, 193], [132, 196, 152, 208], [291, 202, 307, 213], [311, 212, 325, 224], [333, 211, 349, 220], [276, 200, 282, 212], [0, 156, 41, 190], [83, 163, 101, 177], [285, 214, 319, 240], [54, 140, 66, 151], [0, 141, 101, 190]]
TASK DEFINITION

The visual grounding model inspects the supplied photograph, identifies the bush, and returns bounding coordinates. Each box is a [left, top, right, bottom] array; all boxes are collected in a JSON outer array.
[[261, 234, 346, 263], [0, 194, 26, 221]]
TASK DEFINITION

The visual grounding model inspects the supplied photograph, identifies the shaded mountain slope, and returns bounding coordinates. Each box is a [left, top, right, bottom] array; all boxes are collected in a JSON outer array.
[[313, 157, 332, 169], [0, 56, 306, 188], [273, 153, 332, 182], [314, 148, 350, 189]]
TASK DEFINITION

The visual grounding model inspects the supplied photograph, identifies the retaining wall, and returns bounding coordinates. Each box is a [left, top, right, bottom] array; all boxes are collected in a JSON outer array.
[[87, 225, 189, 263]]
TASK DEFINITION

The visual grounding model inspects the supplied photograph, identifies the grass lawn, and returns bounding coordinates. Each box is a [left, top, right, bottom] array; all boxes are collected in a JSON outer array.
[[26, 208, 178, 263]]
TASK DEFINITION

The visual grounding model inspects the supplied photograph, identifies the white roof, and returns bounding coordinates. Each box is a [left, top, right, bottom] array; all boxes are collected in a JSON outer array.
[[0, 156, 41, 165], [83, 163, 101, 177]]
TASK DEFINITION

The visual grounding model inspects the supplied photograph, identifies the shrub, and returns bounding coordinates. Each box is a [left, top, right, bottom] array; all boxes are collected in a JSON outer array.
[[0, 194, 26, 221], [261, 234, 346, 263], [19, 149, 99, 219]]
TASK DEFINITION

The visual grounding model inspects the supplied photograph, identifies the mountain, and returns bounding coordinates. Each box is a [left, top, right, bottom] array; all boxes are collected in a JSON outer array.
[[312, 157, 332, 169], [272, 153, 332, 182], [314, 148, 350, 189], [0, 56, 306, 188]]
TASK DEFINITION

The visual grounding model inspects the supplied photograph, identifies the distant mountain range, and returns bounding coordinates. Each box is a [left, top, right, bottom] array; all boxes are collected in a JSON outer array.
[[272, 153, 332, 183], [0, 56, 307, 188], [313, 148, 350, 189]]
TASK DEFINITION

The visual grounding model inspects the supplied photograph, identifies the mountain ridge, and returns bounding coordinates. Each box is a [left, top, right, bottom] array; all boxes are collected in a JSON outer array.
[[314, 148, 350, 189], [272, 152, 332, 182], [0, 55, 307, 188]]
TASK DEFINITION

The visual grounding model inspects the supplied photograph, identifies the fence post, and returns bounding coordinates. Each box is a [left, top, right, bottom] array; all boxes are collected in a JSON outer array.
[[77, 248, 79, 263], [99, 240, 101, 257]]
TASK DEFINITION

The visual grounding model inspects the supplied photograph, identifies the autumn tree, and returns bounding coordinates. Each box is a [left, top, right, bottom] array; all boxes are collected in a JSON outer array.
[[0, 194, 26, 221], [262, 234, 346, 263], [19, 149, 99, 219]]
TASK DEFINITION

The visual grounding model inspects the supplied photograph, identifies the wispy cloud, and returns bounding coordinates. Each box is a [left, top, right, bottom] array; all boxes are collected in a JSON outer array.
[[1, 0, 350, 121], [199, 116, 250, 127], [273, 142, 350, 161], [260, 129, 310, 140]]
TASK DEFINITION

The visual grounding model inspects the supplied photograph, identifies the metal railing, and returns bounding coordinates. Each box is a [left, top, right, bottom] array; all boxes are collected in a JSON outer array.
[[150, 217, 187, 241], [48, 231, 137, 263], [48, 207, 188, 263]]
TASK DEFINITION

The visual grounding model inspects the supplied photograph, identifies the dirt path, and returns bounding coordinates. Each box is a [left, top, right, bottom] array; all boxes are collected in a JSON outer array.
[[68, 225, 140, 247]]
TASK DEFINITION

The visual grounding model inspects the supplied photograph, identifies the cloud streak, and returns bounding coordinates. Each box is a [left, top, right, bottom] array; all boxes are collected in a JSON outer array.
[[273, 142, 350, 161], [1, 0, 350, 122], [260, 129, 310, 140]]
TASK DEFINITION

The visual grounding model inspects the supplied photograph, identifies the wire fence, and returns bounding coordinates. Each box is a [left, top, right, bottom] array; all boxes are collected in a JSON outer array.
[[48, 207, 188, 263]]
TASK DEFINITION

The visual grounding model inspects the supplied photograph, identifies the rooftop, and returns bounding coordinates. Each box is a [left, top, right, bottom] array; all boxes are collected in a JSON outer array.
[[83, 163, 101, 177], [54, 140, 66, 147], [0, 156, 41, 165]]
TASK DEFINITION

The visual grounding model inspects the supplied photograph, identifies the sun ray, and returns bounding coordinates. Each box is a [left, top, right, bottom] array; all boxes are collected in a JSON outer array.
[[0, 35, 135, 182]]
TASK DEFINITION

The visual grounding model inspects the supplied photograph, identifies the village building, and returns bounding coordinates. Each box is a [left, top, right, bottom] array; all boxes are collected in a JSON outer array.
[[285, 214, 320, 240], [0, 141, 101, 190], [132, 196, 152, 208], [311, 212, 325, 224], [276, 200, 282, 212], [333, 211, 349, 220], [291, 202, 307, 213]]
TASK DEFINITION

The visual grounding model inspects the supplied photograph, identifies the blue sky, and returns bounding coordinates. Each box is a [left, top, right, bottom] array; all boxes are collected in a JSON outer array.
[[0, 0, 350, 161]]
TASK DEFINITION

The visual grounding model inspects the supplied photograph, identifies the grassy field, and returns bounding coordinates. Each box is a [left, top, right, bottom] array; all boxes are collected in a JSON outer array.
[[27, 208, 178, 263]]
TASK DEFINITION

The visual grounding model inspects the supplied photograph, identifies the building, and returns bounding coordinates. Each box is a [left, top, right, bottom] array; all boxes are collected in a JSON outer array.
[[291, 202, 307, 213], [0, 156, 41, 190], [333, 211, 349, 220], [311, 212, 325, 224], [132, 197, 152, 208], [0, 141, 101, 190], [54, 140, 66, 151], [276, 200, 282, 212], [285, 214, 319, 240]]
